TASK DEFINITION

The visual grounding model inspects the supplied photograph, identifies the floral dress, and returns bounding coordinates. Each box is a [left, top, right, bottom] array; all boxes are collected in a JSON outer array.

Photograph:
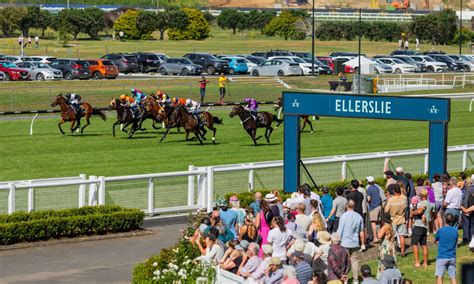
[[376, 238, 397, 279]]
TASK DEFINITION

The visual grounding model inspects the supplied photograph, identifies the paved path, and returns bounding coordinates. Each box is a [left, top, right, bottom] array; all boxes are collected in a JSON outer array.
[[0, 217, 187, 284]]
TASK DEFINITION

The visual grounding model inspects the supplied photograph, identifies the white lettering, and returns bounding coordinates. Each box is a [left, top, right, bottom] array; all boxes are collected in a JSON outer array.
[[334, 98, 392, 115], [335, 99, 341, 112], [386, 101, 392, 114], [368, 101, 374, 113], [361, 101, 368, 113], [355, 100, 361, 113]]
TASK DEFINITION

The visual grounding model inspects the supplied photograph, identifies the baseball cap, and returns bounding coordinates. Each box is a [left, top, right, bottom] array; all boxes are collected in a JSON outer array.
[[366, 176, 375, 183]]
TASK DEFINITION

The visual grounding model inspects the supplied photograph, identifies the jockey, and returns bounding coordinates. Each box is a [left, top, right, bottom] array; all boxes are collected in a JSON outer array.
[[65, 92, 82, 113], [130, 88, 146, 117], [186, 98, 202, 126], [177, 98, 187, 107], [244, 97, 259, 120], [119, 94, 139, 118], [156, 90, 169, 106]]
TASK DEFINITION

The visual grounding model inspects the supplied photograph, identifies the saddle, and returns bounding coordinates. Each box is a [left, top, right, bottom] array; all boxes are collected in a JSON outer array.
[[253, 113, 266, 126]]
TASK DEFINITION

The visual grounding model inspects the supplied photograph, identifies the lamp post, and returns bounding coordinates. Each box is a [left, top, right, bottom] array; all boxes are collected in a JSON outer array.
[[157, 0, 160, 14], [311, 0, 315, 76], [67, 0, 69, 9], [459, 0, 462, 55]]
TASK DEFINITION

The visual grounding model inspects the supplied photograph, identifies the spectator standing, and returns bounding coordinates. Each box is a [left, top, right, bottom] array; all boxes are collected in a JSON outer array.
[[292, 251, 313, 284], [398, 38, 403, 50], [34, 35, 39, 48], [320, 187, 334, 231], [119, 30, 124, 41], [249, 191, 262, 214], [316, 231, 332, 273], [384, 184, 407, 257], [435, 213, 459, 284], [416, 37, 420, 50], [326, 187, 347, 233], [218, 73, 228, 104], [112, 31, 116, 40], [239, 214, 258, 243], [229, 195, 246, 232], [366, 176, 383, 243], [295, 203, 312, 232], [266, 193, 282, 218], [18, 35, 24, 47], [384, 170, 397, 190], [256, 200, 272, 257], [267, 216, 291, 261], [376, 213, 397, 279], [198, 76, 209, 104], [461, 175, 474, 244], [217, 197, 238, 240], [411, 189, 431, 268], [307, 212, 325, 243], [360, 265, 378, 284], [379, 255, 402, 284], [444, 177, 462, 227], [263, 257, 284, 284], [27, 35, 32, 46], [347, 180, 365, 218], [432, 173, 444, 231], [404, 40, 409, 50], [327, 232, 350, 284], [337, 200, 364, 284]]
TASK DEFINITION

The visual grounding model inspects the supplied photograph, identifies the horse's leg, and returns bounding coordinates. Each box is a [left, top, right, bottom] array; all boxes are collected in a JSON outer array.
[[194, 129, 203, 145], [70, 120, 76, 134], [185, 129, 190, 141], [301, 117, 307, 132], [138, 115, 147, 131], [266, 126, 274, 143], [308, 120, 314, 133], [58, 119, 66, 135], [208, 125, 217, 144], [80, 116, 90, 134], [152, 120, 161, 130], [200, 126, 207, 140], [159, 127, 172, 142], [112, 121, 120, 137], [128, 122, 137, 139]]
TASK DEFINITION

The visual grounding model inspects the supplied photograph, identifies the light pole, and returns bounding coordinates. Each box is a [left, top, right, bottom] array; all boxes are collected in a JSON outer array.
[[67, 0, 69, 9], [157, 0, 160, 14], [311, 0, 315, 76], [358, 8, 361, 94], [459, 0, 462, 55]]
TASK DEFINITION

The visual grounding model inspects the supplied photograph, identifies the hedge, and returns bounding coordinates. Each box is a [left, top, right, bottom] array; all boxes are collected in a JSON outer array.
[[0, 206, 144, 245]]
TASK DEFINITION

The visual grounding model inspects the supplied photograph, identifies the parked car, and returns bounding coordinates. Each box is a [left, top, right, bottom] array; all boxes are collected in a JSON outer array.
[[374, 62, 393, 74], [85, 59, 119, 79], [426, 54, 465, 71], [0, 71, 5, 80], [101, 53, 138, 73], [30, 56, 57, 64], [268, 56, 317, 75], [251, 50, 294, 59], [316, 56, 334, 71], [238, 55, 266, 66], [152, 53, 169, 65], [390, 49, 418, 56], [249, 59, 301, 77], [50, 59, 90, 80], [159, 58, 202, 75], [16, 61, 62, 81], [302, 59, 332, 74], [130, 53, 161, 73], [291, 51, 314, 60], [329, 52, 361, 58], [408, 55, 448, 72], [375, 58, 416, 73], [0, 61, 30, 81], [446, 55, 474, 71], [221, 57, 248, 75], [3, 56, 33, 64], [183, 53, 228, 75], [392, 55, 427, 72]]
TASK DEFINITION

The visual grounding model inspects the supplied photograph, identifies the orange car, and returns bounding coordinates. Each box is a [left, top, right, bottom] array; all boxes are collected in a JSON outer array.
[[85, 59, 119, 79]]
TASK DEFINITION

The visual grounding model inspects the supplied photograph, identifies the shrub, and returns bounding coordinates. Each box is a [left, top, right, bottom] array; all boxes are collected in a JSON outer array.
[[0, 206, 144, 245], [263, 10, 305, 40], [168, 8, 209, 40]]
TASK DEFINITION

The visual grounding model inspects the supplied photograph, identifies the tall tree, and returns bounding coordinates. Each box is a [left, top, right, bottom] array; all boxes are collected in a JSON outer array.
[[136, 11, 158, 39], [168, 8, 209, 40], [18, 6, 42, 36], [52, 9, 85, 40], [155, 8, 188, 40], [0, 7, 27, 37], [82, 7, 105, 39], [217, 9, 245, 34]]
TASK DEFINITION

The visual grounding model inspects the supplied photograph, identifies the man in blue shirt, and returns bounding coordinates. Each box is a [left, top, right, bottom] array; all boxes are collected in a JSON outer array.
[[366, 176, 383, 243], [435, 213, 459, 284], [216, 196, 238, 240], [320, 187, 334, 232], [249, 192, 262, 214], [338, 200, 364, 284]]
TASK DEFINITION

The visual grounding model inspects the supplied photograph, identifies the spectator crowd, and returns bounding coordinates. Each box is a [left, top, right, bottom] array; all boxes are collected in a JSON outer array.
[[188, 164, 474, 284]]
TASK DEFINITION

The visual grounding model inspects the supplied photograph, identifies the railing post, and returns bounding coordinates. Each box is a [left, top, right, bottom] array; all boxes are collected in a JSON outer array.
[[197, 168, 207, 209], [98, 176, 106, 206], [341, 161, 347, 181], [78, 174, 86, 208], [8, 183, 15, 215], [188, 165, 195, 206], [462, 151, 468, 171], [88, 175, 97, 206], [27, 181, 34, 213], [424, 154, 429, 175], [207, 167, 214, 213], [148, 178, 154, 216], [248, 164, 254, 192]]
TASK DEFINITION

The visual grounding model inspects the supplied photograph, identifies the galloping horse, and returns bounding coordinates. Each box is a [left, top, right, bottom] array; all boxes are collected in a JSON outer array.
[[51, 94, 106, 134], [229, 105, 282, 146], [159, 106, 222, 145], [274, 97, 319, 133], [138, 95, 164, 131], [109, 98, 142, 138]]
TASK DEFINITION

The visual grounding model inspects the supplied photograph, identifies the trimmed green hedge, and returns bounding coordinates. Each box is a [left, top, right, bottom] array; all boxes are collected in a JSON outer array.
[[0, 206, 144, 245]]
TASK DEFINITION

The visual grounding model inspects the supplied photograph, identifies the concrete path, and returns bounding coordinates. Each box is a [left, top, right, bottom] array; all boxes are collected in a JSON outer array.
[[0, 216, 187, 284]]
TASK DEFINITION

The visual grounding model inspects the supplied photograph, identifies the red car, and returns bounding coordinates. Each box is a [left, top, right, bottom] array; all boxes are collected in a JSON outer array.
[[0, 61, 30, 81], [316, 57, 334, 72]]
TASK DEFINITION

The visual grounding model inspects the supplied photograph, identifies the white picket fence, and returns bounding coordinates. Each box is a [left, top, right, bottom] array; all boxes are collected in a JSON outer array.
[[0, 144, 473, 215]]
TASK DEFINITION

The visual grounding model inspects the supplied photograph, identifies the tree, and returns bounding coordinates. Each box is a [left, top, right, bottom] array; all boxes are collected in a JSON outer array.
[[37, 10, 52, 37], [52, 9, 85, 40], [246, 10, 276, 31], [262, 10, 304, 40], [113, 10, 141, 40], [410, 9, 457, 45], [0, 7, 27, 37], [18, 6, 41, 36], [168, 8, 209, 41], [136, 11, 158, 39], [155, 8, 188, 40], [82, 7, 105, 39], [217, 9, 245, 34]]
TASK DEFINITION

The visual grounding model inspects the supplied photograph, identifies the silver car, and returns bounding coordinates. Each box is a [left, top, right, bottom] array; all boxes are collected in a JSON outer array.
[[250, 59, 301, 76], [16, 61, 63, 81], [159, 58, 202, 76]]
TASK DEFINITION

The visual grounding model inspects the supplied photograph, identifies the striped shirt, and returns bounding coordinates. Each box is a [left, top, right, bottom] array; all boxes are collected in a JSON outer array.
[[294, 260, 313, 284]]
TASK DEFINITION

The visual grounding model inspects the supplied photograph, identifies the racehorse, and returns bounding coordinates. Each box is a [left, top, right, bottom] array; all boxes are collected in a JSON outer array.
[[51, 94, 106, 134], [274, 97, 319, 133], [139, 95, 164, 131], [109, 98, 140, 138], [159, 106, 222, 145], [229, 105, 282, 146]]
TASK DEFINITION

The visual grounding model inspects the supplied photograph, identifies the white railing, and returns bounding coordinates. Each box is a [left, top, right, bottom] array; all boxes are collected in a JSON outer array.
[[1, 144, 473, 215]]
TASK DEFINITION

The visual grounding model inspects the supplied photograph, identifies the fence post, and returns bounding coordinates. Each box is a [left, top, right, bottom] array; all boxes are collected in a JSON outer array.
[[341, 161, 347, 181], [78, 174, 86, 208], [88, 175, 98, 206], [188, 165, 195, 206], [248, 164, 254, 192], [98, 176, 106, 205], [207, 167, 214, 213], [27, 181, 34, 213], [148, 178, 154, 216], [462, 151, 468, 171], [424, 154, 429, 175], [8, 183, 15, 215]]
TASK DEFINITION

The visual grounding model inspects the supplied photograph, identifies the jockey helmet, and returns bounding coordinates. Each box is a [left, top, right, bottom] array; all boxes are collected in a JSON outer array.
[[120, 95, 127, 101], [156, 90, 163, 97], [130, 88, 136, 93], [171, 97, 177, 103], [185, 98, 191, 105]]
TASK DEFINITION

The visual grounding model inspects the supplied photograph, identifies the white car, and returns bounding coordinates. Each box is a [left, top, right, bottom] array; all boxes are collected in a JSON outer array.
[[30, 56, 57, 64], [269, 56, 318, 75], [408, 55, 448, 72], [240, 57, 258, 70], [3, 56, 33, 64], [249, 59, 301, 77], [16, 61, 63, 81], [376, 58, 416, 74]]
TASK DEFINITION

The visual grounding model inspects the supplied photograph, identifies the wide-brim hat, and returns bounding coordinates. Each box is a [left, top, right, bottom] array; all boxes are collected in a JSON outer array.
[[265, 193, 277, 202], [317, 231, 331, 245], [381, 255, 396, 268]]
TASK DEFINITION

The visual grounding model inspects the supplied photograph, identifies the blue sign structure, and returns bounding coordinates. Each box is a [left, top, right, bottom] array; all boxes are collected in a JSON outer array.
[[283, 92, 450, 193]]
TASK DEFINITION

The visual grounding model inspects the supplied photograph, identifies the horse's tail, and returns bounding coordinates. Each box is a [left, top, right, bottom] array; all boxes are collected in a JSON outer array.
[[213, 116, 223, 124], [92, 109, 107, 121], [272, 114, 283, 127]]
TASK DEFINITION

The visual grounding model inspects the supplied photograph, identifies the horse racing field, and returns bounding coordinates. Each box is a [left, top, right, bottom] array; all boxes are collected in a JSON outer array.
[[0, 78, 473, 213]]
